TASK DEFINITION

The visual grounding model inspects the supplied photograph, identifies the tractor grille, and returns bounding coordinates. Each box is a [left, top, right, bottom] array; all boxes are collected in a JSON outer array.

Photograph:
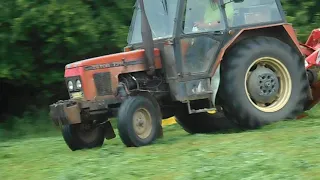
[[93, 72, 113, 96]]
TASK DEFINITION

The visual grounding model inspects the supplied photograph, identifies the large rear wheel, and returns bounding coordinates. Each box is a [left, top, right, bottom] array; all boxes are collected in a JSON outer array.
[[175, 103, 237, 134], [218, 36, 309, 129]]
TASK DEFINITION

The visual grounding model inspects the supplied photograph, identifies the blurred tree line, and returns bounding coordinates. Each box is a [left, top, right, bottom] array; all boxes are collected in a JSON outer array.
[[0, 0, 320, 124], [0, 0, 135, 122]]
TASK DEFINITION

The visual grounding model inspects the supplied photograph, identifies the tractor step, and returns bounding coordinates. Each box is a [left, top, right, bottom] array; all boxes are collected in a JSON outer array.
[[187, 100, 216, 114]]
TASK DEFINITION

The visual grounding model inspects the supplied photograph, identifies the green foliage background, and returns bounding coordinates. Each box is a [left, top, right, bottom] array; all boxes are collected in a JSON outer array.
[[0, 0, 319, 136]]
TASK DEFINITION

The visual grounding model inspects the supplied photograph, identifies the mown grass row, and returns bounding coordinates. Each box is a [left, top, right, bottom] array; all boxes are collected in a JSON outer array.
[[0, 105, 319, 179]]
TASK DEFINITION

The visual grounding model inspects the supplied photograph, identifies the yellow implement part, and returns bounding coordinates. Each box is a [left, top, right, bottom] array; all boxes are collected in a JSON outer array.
[[161, 110, 217, 126], [162, 117, 177, 126], [207, 110, 217, 114]]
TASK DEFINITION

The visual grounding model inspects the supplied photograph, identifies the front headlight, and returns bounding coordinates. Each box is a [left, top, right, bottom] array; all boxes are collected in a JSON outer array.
[[68, 81, 74, 91], [76, 80, 82, 89]]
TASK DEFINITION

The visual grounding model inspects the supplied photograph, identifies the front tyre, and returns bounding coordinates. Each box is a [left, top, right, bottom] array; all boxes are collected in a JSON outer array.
[[62, 123, 105, 151], [117, 96, 161, 147], [218, 36, 309, 129]]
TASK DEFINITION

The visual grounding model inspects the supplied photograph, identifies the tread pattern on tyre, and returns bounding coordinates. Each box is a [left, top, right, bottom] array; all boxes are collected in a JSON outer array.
[[62, 124, 105, 151], [62, 125, 80, 151], [175, 104, 238, 134], [218, 36, 309, 129]]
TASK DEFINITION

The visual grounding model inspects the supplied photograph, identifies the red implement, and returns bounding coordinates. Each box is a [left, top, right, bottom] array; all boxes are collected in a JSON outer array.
[[298, 29, 320, 117]]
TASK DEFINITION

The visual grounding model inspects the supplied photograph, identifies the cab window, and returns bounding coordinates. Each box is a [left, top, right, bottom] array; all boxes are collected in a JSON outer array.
[[128, 0, 179, 44], [183, 0, 227, 34], [225, 0, 282, 27]]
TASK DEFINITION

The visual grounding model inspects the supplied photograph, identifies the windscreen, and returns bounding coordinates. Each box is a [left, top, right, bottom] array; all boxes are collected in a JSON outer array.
[[127, 0, 179, 44], [224, 0, 283, 27]]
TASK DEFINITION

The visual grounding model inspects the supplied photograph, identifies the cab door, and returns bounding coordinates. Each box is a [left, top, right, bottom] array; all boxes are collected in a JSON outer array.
[[167, 0, 228, 108]]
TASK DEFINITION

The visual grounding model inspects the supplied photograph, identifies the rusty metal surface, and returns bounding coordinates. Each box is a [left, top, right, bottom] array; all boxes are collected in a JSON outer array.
[[93, 72, 113, 96], [64, 103, 82, 124], [49, 101, 82, 126], [49, 96, 123, 126]]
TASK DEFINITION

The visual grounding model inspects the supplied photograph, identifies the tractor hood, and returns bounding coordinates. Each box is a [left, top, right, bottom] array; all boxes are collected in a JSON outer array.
[[65, 49, 160, 70]]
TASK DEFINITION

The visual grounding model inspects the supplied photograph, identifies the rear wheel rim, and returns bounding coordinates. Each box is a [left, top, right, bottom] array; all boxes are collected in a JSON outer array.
[[133, 108, 152, 139], [245, 57, 292, 112]]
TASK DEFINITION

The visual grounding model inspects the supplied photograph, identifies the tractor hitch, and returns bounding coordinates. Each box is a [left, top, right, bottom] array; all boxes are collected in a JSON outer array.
[[49, 99, 117, 126], [49, 100, 82, 126]]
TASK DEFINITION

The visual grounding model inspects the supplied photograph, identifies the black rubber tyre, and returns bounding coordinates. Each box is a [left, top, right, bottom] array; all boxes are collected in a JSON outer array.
[[117, 96, 161, 147], [62, 123, 105, 151], [218, 36, 309, 129], [175, 104, 238, 134]]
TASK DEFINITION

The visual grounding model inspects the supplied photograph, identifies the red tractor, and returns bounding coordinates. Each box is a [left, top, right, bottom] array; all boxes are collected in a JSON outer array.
[[50, 0, 320, 151]]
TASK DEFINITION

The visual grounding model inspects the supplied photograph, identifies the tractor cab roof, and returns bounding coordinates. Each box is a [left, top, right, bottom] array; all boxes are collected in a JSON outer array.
[[127, 0, 286, 46]]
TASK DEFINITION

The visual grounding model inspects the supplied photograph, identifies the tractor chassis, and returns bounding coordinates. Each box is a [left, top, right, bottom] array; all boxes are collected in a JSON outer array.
[[49, 98, 122, 144], [49, 89, 167, 150]]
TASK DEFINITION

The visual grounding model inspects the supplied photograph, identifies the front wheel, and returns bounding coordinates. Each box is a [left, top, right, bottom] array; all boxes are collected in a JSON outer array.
[[117, 96, 161, 147], [62, 123, 105, 151], [218, 36, 309, 129]]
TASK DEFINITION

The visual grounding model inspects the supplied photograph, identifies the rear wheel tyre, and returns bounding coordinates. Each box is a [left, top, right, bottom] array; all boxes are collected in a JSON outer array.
[[218, 36, 309, 129], [175, 104, 237, 134], [117, 96, 161, 147], [62, 123, 105, 151]]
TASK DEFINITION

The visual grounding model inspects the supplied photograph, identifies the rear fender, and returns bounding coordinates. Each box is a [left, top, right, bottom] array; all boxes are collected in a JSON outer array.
[[211, 24, 304, 77], [210, 24, 307, 106]]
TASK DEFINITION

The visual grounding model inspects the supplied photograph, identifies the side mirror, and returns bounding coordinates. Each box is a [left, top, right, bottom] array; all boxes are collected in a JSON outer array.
[[233, 0, 244, 3]]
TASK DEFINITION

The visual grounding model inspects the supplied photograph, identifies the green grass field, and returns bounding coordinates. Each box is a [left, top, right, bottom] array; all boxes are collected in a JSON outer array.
[[1, 106, 320, 180]]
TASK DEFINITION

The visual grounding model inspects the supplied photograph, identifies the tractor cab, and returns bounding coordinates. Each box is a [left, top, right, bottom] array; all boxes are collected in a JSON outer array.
[[126, 0, 286, 112]]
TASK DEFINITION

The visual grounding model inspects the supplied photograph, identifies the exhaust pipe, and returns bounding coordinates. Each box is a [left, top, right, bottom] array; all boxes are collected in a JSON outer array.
[[139, 0, 155, 75]]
